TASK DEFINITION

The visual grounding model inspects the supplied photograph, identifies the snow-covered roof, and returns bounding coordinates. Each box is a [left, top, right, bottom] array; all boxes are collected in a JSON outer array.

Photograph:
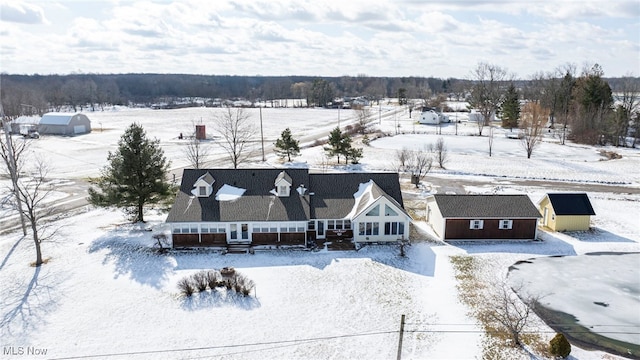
[[40, 113, 82, 125], [345, 179, 408, 219], [11, 116, 40, 125], [215, 184, 246, 201]]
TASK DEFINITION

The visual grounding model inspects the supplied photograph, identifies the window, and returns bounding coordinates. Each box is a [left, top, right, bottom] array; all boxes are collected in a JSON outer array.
[[253, 223, 277, 233], [241, 224, 248, 239], [317, 221, 325, 236], [230, 224, 237, 239], [202, 224, 225, 233], [278, 185, 287, 196], [469, 220, 484, 230], [499, 220, 513, 230], [359, 222, 379, 236], [174, 223, 200, 234], [198, 186, 207, 196], [384, 205, 398, 216], [384, 222, 405, 235], [327, 220, 335, 230], [366, 205, 380, 216], [327, 220, 351, 230], [308, 221, 315, 230]]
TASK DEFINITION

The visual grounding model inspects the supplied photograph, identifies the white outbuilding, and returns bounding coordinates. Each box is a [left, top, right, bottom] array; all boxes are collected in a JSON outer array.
[[38, 113, 92, 135], [419, 110, 440, 124]]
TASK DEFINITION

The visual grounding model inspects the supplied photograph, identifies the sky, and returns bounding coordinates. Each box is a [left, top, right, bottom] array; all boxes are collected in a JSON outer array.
[[0, 0, 638, 79]]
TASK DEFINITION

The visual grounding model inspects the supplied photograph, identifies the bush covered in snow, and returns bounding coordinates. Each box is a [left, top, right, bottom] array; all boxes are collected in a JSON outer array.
[[177, 269, 255, 297]]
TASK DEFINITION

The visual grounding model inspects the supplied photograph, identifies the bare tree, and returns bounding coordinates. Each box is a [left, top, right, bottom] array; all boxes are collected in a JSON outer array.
[[183, 122, 211, 169], [1, 111, 29, 235], [434, 137, 448, 169], [482, 278, 541, 348], [406, 148, 433, 187], [214, 107, 255, 169], [520, 102, 548, 158], [616, 75, 640, 147], [14, 157, 56, 266], [468, 62, 510, 136], [555, 64, 577, 145], [184, 137, 210, 169], [355, 107, 372, 134], [488, 126, 495, 157], [393, 147, 412, 172]]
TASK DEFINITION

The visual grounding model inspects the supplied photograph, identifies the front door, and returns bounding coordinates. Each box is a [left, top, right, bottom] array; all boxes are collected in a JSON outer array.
[[229, 223, 249, 242]]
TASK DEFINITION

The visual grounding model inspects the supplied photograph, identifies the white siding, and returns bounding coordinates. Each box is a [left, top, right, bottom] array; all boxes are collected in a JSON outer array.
[[352, 197, 410, 243], [426, 196, 445, 240]]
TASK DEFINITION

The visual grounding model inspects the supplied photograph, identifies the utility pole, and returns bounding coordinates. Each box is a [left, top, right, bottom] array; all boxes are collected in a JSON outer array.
[[1, 103, 28, 235], [259, 106, 265, 161], [396, 314, 405, 360]]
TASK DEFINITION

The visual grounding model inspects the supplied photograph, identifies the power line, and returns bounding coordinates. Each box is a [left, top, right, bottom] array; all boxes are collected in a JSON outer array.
[[49, 330, 397, 360], [47, 324, 640, 360]]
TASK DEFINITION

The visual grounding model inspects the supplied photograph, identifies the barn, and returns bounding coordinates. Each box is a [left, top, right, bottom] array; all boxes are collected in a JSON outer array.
[[38, 113, 92, 135]]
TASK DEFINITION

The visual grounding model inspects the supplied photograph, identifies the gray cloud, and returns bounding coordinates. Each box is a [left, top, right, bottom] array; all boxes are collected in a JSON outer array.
[[0, 1, 47, 24]]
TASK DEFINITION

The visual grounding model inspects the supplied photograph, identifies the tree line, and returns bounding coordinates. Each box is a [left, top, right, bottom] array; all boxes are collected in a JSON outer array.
[[1, 64, 639, 147], [0, 73, 454, 116]]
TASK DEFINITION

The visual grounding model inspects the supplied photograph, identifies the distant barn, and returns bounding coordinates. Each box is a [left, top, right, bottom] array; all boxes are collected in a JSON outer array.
[[38, 113, 92, 135]]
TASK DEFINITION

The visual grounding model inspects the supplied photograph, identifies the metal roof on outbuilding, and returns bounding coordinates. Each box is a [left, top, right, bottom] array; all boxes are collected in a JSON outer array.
[[545, 193, 596, 215]]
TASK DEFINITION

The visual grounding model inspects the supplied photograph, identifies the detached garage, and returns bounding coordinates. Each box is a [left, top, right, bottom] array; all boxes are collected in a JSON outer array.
[[38, 113, 92, 135]]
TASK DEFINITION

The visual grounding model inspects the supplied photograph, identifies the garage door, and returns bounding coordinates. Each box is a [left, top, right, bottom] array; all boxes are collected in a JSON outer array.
[[74, 125, 86, 134]]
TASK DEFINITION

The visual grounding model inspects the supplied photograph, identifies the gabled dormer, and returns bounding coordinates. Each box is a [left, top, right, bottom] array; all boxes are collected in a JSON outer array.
[[191, 172, 215, 197], [274, 171, 292, 197]]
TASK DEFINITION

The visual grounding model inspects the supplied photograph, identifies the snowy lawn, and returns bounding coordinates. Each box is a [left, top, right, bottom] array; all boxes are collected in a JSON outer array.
[[0, 209, 481, 360], [1, 105, 639, 359]]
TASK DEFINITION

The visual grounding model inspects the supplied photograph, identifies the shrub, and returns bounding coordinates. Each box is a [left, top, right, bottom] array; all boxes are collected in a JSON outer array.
[[191, 271, 209, 292], [233, 275, 244, 293], [177, 278, 195, 297], [362, 134, 370, 146], [205, 270, 220, 289], [549, 333, 571, 359], [241, 278, 255, 296]]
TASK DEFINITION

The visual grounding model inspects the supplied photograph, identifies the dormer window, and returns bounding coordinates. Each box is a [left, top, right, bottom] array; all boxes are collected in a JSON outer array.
[[191, 172, 215, 198], [274, 171, 292, 197]]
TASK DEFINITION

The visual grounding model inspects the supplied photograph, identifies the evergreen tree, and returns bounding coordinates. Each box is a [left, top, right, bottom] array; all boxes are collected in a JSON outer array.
[[274, 128, 300, 162], [324, 127, 354, 164], [88, 123, 173, 222], [501, 83, 520, 130], [348, 147, 363, 164]]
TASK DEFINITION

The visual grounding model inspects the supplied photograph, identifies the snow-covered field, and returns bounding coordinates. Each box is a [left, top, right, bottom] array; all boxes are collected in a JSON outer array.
[[1, 105, 639, 359]]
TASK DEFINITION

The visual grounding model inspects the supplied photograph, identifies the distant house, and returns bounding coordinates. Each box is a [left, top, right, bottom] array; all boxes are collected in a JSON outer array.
[[38, 113, 92, 135], [165, 169, 412, 251], [418, 108, 450, 125], [426, 194, 541, 241], [538, 193, 595, 231]]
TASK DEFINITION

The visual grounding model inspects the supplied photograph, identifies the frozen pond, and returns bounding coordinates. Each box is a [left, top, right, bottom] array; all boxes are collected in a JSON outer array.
[[508, 253, 640, 357]]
